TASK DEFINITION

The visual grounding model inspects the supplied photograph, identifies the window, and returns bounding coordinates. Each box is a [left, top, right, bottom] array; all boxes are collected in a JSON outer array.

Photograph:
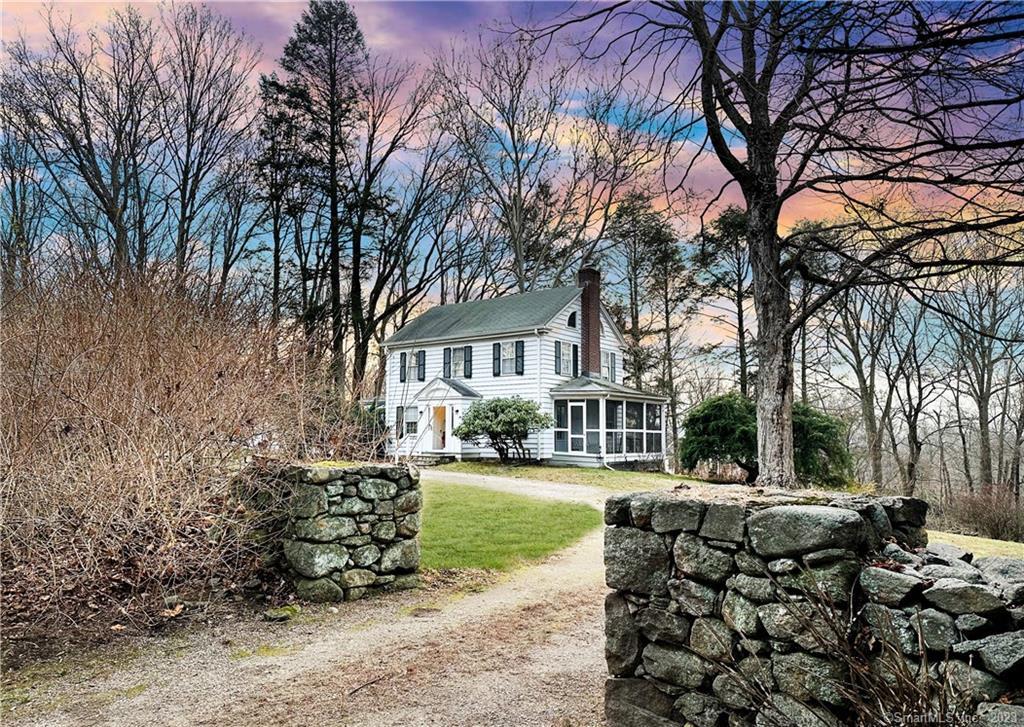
[[606, 401, 623, 430], [646, 402, 662, 430], [406, 351, 420, 381], [626, 402, 644, 430], [453, 347, 465, 377], [501, 342, 515, 375], [551, 398, 663, 459], [560, 342, 573, 376], [645, 403, 663, 454], [567, 312, 577, 328], [601, 351, 617, 382], [554, 400, 568, 428], [404, 406, 418, 435]]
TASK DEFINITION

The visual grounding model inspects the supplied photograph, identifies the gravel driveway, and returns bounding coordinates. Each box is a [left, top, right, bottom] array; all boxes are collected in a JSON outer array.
[[8, 471, 610, 727]]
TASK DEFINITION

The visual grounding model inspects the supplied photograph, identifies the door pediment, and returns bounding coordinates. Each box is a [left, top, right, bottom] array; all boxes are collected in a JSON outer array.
[[414, 376, 481, 402]]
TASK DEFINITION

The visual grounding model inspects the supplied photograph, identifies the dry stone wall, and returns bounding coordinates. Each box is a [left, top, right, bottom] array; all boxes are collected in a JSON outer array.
[[281, 462, 421, 602], [603, 487, 1024, 726]]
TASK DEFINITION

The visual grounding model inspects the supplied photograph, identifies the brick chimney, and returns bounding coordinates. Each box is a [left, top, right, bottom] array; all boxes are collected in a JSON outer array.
[[578, 263, 601, 377]]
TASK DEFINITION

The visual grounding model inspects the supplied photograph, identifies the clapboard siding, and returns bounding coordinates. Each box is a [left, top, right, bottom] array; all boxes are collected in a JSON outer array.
[[384, 290, 625, 461]]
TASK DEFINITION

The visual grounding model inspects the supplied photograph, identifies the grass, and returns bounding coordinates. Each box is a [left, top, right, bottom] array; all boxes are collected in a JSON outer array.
[[419, 481, 602, 570], [433, 462, 1022, 560], [928, 530, 1024, 559], [433, 460, 691, 492]]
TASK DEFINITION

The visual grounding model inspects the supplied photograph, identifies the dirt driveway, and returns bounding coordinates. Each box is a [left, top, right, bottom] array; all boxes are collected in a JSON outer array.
[[7, 471, 611, 727]]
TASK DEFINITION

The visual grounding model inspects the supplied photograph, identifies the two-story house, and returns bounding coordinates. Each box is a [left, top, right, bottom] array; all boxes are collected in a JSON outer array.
[[382, 265, 668, 468]]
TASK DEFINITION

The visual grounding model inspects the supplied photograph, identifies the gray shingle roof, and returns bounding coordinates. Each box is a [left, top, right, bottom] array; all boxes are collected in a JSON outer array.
[[384, 287, 581, 346], [437, 378, 481, 398], [551, 376, 668, 402]]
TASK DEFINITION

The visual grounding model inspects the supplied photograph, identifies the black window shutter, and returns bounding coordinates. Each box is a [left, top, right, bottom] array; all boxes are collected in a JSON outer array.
[[572, 344, 579, 378], [417, 350, 425, 381], [399, 352, 407, 382], [396, 406, 404, 435], [611, 353, 617, 382], [515, 340, 525, 375], [493, 342, 501, 376], [464, 346, 472, 378], [443, 347, 451, 378], [554, 340, 561, 374]]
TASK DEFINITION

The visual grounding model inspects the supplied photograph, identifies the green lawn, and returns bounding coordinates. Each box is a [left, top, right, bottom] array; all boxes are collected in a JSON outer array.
[[928, 530, 1024, 559], [431, 462, 1022, 560], [433, 460, 692, 492], [419, 481, 602, 570]]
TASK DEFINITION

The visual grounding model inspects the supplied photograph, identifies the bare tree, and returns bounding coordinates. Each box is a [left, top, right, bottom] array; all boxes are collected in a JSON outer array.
[[0, 125, 49, 298], [156, 4, 258, 279], [882, 295, 945, 496], [435, 35, 662, 292], [536, 3, 1024, 487], [341, 57, 456, 391], [821, 287, 895, 486], [3, 7, 164, 277], [690, 206, 754, 397], [941, 261, 1024, 494]]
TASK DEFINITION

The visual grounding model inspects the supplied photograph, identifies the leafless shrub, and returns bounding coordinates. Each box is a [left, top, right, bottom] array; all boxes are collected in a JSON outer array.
[[941, 488, 1024, 543], [0, 269, 385, 644]]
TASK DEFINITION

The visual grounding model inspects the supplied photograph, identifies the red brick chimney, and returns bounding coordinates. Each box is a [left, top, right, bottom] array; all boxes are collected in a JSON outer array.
[[578, 263, 601, 377]]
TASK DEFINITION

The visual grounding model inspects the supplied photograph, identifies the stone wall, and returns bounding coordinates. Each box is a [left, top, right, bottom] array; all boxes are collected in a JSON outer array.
[[280, 462, 421, 602], [603, 487, 1024, 726]]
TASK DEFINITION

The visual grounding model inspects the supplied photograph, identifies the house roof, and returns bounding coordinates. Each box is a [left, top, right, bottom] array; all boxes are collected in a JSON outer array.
[[550, 376, 669, 402], [437, 378, 482, 398], [384, 287, 581, 346], [414, 376, 482, 400]]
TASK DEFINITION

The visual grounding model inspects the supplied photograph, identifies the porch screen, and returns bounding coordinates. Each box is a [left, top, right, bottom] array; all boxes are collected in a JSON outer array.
[[552, 399, 662, 455]]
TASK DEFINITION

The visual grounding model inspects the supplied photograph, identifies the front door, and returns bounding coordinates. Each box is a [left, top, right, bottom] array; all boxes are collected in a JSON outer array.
[[432, 406, 447, 450]]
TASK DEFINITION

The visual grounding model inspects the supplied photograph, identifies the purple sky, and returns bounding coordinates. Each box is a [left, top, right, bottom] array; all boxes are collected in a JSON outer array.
[[1, 1, 570, 70], [0, 0, 839, 231]]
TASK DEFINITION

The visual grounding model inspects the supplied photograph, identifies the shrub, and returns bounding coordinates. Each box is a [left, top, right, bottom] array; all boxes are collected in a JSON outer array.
[[453, 397, 553, 463], [678, 392, 853, 487], [0, 271, 386, 648], [947, 488, 1024, 542]]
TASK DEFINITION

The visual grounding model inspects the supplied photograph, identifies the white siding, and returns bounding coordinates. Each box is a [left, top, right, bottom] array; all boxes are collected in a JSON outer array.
[[384, 334, 546, 459], [535, 298, 625, 459], [383, 290, 626, 462]]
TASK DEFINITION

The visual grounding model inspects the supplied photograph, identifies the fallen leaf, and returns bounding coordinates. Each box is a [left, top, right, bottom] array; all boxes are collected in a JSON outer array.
[[159, 603, 184, 618]]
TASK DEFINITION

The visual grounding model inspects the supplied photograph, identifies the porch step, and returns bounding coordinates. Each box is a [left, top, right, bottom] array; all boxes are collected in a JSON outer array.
[[407, 454, 456, 466]]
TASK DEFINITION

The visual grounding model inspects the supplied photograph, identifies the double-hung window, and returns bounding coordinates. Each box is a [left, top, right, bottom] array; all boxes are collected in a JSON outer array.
[[601, 351, 617, 382], [452, 349, 464, 377], [501, 342, 516, 375], [560, 342, 573, 376], [404, 406, 418, 435], [406, 352, 420, 381]]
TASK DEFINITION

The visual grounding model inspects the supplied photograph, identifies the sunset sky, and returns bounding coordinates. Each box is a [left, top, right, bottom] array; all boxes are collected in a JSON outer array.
[[0, 0, 842, 230]]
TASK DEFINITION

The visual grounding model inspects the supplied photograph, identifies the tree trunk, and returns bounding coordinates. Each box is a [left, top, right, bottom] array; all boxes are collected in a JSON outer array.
[[748, 198, 796, 489], [271, 213, 282, 329], [662, 279, 680, 470], [978, 395, 994, 494], [736, 275, 748, 398], [953, 391, 975, 492]]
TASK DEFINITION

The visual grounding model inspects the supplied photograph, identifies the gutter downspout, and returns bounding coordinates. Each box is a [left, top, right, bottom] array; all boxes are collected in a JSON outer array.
[[535, 328, 543, 462]]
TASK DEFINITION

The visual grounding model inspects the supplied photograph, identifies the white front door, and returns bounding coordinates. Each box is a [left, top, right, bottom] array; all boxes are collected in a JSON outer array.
[[432, 406, 447, 450]]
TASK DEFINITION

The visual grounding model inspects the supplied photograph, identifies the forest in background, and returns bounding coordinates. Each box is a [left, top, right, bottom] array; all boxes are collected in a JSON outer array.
[[2, 0, 1023, 638]]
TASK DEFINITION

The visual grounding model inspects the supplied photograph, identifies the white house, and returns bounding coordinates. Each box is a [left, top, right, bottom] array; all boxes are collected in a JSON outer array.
[[383, 265, 668, 468]]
